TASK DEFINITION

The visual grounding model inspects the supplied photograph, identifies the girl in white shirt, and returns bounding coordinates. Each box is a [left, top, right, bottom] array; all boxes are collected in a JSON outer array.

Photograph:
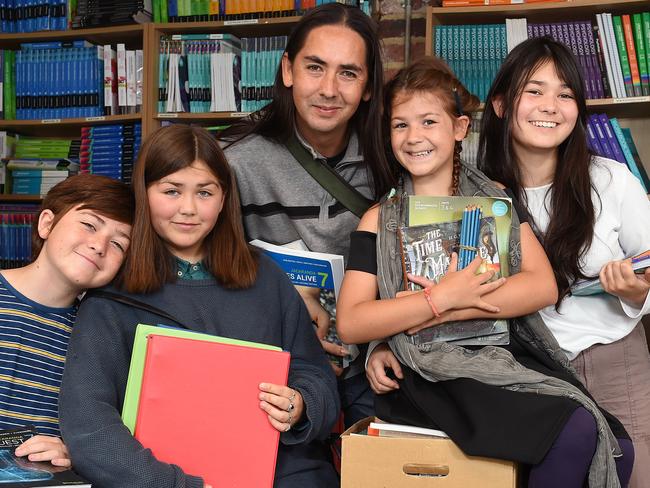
[[479, 36, 650, 488]]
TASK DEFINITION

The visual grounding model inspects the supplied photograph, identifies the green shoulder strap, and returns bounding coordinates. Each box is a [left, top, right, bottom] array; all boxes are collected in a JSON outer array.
[[285, 134, 372, 218]]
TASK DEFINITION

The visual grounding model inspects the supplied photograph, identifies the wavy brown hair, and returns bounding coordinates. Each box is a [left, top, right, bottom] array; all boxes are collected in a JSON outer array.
[[378, 56, 481, 197], [120, 124, 258, 293], [478, 37, 596, 305], [32, 174, 134, 259]]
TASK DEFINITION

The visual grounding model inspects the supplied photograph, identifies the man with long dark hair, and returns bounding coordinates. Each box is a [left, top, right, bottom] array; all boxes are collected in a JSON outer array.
[[221, 3, 391, 430]]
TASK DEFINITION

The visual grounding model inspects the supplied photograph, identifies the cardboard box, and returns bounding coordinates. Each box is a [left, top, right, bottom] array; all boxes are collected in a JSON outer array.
[[341, 417, 517, 487]]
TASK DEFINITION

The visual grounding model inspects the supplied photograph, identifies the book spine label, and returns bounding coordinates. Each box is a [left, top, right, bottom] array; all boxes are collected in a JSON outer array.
[[632, 14, 649, 96], [612, 15, 634, 97], [622, 14, 642, 97]]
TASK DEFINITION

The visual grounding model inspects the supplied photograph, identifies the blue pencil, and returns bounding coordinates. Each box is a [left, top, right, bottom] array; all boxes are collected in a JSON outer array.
[[470, 207, 482, 265], [459, 206, 470, 270], [466, 206, 476, 268]]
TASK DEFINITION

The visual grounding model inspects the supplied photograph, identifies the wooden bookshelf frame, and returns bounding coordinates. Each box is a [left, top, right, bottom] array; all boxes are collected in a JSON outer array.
[[0, 18, 303, 201], [425, 0, 650, 171], [144, 17, 301, 135]]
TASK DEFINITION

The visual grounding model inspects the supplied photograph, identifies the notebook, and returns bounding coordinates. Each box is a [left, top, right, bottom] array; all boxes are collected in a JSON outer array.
[[122, 323, 283, 433], [132, 331, 290, 488]]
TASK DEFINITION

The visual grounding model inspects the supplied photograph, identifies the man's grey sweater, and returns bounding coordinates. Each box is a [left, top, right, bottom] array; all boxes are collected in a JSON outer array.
[[224, 132, 373, 262]]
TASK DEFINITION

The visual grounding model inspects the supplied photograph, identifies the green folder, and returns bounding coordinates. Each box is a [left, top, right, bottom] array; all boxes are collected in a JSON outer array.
[[121, 323, 282, 434]]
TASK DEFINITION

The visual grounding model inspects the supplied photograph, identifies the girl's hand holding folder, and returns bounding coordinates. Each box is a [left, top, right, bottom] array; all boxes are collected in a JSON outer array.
[[259, 383, 305, 433], [599, 258, 650, 307]]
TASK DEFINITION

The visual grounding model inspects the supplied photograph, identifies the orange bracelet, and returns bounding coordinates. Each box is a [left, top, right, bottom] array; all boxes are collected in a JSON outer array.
[[422, 286, 441, 318]]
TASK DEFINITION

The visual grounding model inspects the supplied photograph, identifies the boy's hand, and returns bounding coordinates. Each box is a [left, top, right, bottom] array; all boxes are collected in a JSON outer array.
[[366, 343, 402, 394], [409, 253, 505, 314], [600, 259, 650, 307], [14, 435, 71, 467]]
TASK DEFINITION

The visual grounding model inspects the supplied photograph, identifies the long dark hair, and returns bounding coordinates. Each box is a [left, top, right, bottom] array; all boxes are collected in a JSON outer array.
[[220, 3, 392, 199], [380, 57, 480, 196], [121, 125, 258, 293], [478, 36, 596, 305]]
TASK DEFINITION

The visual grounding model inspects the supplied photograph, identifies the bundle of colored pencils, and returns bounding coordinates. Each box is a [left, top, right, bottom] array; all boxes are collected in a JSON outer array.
[[458, 205, 483, 270]]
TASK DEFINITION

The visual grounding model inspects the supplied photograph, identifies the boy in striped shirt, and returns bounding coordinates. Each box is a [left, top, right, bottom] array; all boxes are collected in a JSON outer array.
[[0, 174, 133, 466]]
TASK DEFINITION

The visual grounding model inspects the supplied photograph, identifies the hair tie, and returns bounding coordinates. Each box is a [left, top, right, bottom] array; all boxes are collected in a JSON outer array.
[[453, 87, 463, 116]]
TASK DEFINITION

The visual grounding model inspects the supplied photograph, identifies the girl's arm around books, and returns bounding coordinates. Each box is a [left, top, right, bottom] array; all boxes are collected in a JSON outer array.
[[337, 207, 506, 345], [406, 222, 559, 335]]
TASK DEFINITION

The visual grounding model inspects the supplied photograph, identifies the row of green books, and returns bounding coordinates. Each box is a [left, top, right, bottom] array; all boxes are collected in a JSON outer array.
[[151, 0, 370, 23]]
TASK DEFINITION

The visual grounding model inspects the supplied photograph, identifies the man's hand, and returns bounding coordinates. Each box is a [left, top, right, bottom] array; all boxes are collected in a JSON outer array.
[[295, 285, 349, 375], [14, 435, 71, 467], [366, 343, 402, 394]]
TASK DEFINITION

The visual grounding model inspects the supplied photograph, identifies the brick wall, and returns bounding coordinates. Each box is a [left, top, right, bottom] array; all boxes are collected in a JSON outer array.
[[376, 0, 430, 79]]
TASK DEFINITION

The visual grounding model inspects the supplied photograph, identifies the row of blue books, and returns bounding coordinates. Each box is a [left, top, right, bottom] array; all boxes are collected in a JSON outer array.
[[0, 0, 67, 33], [587, 113, 650, 193], [158, 34, 287, 114], [2, 40, 105, 120], [79, 123, 141, 184], [434, 23, 507, 103], [241, 35, 286, 113], [0, 204, 38, 270]]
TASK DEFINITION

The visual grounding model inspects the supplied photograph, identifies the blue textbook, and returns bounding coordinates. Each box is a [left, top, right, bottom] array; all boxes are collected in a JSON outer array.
[[250, 239, 357, 368]]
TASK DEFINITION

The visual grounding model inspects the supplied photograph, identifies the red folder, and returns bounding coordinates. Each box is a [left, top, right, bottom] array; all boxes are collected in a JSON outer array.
[[134, 334, 291, 488]]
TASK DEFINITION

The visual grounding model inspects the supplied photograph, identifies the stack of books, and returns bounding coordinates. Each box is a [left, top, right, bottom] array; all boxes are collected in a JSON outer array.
[[3, 136, 79, 195], [79, 123, 141, 183], [399, 195, 513, 346]]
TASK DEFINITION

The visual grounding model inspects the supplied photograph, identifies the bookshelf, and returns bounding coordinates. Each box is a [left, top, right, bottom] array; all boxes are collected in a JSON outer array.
[[425, 0, 650, 173], [144, 16, 301, 135], [0, 16, 303, 206]]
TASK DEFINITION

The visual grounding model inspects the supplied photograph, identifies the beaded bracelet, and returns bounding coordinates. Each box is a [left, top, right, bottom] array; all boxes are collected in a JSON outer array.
[[422, 286, 441, 318]]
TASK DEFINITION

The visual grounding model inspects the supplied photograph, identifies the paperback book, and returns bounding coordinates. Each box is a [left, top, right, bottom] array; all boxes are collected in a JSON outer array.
[[572, 250, 650, 296], [401, 195, 513, 346], [0, 426, 90, 487], [367, 420, 448, 440], [249, 239, 357, 368]]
